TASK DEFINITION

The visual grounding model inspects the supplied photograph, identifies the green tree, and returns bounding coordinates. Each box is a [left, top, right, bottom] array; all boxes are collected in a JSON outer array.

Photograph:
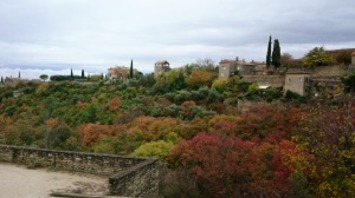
[[132, 140, 175, 160], [39, 74, 48, 81], [266, 35, 272, 68], [153, 68, 187, 93], [81, 69, 85, 78], [211, 78, 228, 93], [129, 59, 134, 79], [303, 47, 333, 67], [70, 68, 74, 79], [272, 39, 281, 68], [0, 76, 3, 83], [341, 71, 355, 93]]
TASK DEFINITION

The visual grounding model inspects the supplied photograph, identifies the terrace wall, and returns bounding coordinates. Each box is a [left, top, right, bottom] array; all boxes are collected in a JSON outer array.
[[0, 145, 159, 197]]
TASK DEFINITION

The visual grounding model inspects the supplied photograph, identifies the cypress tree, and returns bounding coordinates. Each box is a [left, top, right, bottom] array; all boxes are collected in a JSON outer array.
[[272, 39, 281, 68], [70, 68, 74, 79], [129, 59, 134, 79], [18, 71, 21, 79], [81, 69, 85, 78], [0, 76, 3, 83], [266, 35, 272, 68]]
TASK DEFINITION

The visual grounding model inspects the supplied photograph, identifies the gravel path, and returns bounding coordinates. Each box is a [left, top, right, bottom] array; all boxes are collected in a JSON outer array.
[[0, 163, 108, 198]]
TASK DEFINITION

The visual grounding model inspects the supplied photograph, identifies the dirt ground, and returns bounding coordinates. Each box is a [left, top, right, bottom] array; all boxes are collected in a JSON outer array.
[[0, 163, 109, 198]]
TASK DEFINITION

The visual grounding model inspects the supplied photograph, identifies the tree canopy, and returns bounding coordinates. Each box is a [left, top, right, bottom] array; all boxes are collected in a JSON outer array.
[[39, 74, 48, 81], [266, 35, 272, 67], [272, 39, 281, 68], [303, 47, 333, 67]]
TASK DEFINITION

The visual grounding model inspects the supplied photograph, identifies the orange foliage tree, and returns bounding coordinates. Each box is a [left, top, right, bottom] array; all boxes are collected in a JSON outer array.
[[79, 123, 116, 146], [108, 97, 120, 111]]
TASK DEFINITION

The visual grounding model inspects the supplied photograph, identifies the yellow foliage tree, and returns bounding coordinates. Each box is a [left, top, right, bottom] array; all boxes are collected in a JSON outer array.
[[187, 70, 215, 89]]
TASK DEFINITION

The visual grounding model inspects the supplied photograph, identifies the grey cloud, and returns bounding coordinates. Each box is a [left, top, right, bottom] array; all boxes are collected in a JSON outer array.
[[0, 0, 355, 78]]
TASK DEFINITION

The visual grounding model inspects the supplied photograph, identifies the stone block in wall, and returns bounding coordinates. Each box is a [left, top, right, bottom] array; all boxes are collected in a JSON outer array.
[[109, 159, 159, 198], [0, 145, 13, 162]]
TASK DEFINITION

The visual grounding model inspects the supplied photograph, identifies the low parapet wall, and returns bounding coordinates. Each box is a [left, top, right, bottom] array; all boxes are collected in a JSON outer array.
[[109, 159, 159, 197], [242, 74, 285, 87], [0, 144, 159, 197]]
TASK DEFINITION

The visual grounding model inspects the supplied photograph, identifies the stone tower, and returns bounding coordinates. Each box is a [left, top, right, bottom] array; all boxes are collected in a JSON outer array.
[[154, 60, 170, 77]]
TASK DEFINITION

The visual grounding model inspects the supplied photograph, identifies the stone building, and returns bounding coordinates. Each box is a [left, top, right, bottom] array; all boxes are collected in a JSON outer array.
[[219, 59, 239, 79], [218, 58, 262, 79], [107, 66, 129, 79], [218, 51, 355, 96], [4, 77, 29, 87], [154, 60, 170, 77], [284, 71, 311, 96]]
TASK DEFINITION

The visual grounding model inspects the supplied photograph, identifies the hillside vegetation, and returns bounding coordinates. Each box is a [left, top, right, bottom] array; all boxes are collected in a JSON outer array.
[[0, 65, 354, 197]]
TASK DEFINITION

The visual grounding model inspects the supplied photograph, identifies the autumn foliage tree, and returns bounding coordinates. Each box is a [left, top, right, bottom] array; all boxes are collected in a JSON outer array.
[[79, 123, 116, 146], [165, 105, 307, 197], [207, 105, 303, 143], [167, 133, 259, 197], [293, 103, 355, 197], [167, 132, 309, 197], [108, 97, 120, 111], [186, 69, 215, 89], [280, 53, 293, 67]]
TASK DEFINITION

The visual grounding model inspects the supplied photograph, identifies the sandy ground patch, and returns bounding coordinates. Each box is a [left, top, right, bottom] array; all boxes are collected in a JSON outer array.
[[0, 163, 108, 198]]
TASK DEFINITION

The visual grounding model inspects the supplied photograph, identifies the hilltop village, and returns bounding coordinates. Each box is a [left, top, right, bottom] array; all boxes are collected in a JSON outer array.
[[3, 47, 355, 99], [152, 48, 355, 97], [0, 47, 355, 197]]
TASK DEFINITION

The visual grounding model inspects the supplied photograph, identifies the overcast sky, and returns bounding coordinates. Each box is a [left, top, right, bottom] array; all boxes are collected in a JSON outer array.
[[1, 0, 355, 79]]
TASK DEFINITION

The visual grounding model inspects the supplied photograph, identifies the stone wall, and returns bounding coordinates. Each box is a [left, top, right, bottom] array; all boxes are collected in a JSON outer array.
[[242, 74, 285, 87], [0, 144, 159, 197], [284, 73, 311, 96], [109, 159, 159, 198], [311, 65, 348, 78]]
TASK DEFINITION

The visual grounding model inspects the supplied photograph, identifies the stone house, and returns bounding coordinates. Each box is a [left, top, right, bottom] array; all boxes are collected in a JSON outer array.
[[154, 60, 170, 77], [219, 58, 264, 79], [107, 66, 129, 79], [218, 50, 355, 96], [4, 78, 29, 87]]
